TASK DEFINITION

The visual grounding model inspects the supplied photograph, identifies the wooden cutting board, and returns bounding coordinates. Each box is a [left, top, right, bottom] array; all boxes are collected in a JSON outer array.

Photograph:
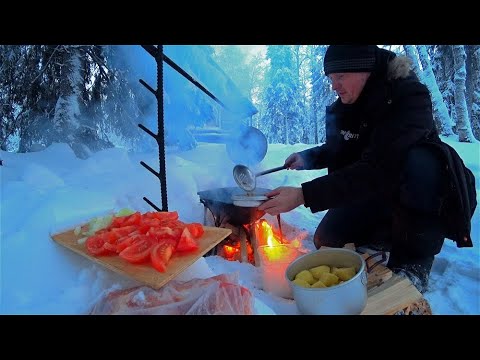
[[51, 226, 231, 289]]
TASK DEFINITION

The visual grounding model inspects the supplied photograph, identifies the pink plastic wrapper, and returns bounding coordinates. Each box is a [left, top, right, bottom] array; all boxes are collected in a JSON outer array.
[[89, 273, 254, 315]]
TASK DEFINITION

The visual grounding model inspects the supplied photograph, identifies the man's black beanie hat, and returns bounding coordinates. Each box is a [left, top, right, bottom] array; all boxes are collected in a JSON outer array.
[[324, 45, 378, 75]]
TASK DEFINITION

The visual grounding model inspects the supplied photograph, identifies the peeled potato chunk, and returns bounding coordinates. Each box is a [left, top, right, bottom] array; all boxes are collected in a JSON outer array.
[[293, 278, 311, 288], [311, 280, 327, 288], [318, 272, 339, 287], [309, 265, 330, 279], [295, 270, 315, 285], [332, 267, 357, 281]]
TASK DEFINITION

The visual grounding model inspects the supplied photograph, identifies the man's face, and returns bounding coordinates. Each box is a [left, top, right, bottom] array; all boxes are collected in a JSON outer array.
[[328, 72, 371, 104]]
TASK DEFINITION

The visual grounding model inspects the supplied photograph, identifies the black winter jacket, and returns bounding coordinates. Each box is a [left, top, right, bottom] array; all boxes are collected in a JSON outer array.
[[301, 50, 438, 211], [299, 50, 475, 248]]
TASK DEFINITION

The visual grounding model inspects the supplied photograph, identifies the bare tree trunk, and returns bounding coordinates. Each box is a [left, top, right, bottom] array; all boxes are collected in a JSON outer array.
[[452, 45, 476, 142], [403, 45, 422, 79], [416, 45, 455, 136]]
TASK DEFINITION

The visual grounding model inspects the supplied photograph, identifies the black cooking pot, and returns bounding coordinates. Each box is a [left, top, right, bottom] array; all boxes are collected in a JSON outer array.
[[197, 187, 271, 226]]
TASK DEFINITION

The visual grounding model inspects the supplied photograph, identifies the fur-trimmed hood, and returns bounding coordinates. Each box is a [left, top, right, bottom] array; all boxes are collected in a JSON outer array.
[[387, 56, 412, 80]]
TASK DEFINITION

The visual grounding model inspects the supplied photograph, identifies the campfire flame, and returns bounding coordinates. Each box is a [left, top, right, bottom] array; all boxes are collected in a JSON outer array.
[[221, 239, 254, 263], [223, 244, 239, 258], [254, 219, 303, 248], [220, 218, 303, 264], [255, 219, 282, 247]]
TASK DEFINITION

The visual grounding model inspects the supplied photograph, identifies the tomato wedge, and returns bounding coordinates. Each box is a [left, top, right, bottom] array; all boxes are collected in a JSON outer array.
[[86, 234, 112, 256], [119, 237, 153, 263], [150, 243, 174, 272], [176, 227, 199, 252], [151, 211, 179, 223], [122, 212, 142, 226], [186, 223, 204, 239]]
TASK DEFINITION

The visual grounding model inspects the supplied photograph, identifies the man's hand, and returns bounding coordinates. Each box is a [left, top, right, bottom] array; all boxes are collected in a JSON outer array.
[[258, 186, 305, 216], [284, 152, 305, 170]]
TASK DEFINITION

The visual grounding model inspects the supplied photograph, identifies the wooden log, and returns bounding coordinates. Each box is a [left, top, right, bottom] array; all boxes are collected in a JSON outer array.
[[362, 275, 423, 315]]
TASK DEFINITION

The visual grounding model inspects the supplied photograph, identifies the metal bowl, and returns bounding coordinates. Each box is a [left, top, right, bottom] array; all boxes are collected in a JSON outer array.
[[285, 248, 368, 315], [226, 126, 268, 166], [231, 194, 268, 207]]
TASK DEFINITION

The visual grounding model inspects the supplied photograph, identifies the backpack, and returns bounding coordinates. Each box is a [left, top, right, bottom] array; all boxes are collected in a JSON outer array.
[[425, 140, 476, 248]]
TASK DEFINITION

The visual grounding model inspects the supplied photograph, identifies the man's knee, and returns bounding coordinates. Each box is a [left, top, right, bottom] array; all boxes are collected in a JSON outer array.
[[313, 216, 348, 249]]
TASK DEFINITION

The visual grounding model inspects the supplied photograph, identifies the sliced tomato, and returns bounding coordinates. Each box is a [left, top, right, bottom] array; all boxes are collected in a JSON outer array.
[[119, 237, 153, 263], [186, 223, 204, 239], [109, 225, 138, 238], [141, 218, 163, 228], [86, 234, 111, 256], [151, 211, 179, 223], [116, 233, 142, 252], [176, 227, 199, 253], [110, 217, 123, 228], [148, 226, 177, 241], [102, 231, 120, 244], [122, 212, 142, 226], [150, 243, 174, 272], [103, 242, 119, 253]]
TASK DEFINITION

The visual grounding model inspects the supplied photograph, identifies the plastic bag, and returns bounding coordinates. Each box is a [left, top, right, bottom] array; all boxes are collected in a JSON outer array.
[[89, 273, 254, 315]]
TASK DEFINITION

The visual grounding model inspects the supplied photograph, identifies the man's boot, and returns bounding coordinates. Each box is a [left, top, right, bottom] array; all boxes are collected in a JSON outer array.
[[388, 255, 434, 294]]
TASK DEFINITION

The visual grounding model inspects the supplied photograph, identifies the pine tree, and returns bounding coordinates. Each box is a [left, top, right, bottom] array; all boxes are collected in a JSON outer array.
[[0, 46, 28, 150], [309, 45, 336, 145], [260, 45, 305, 144]]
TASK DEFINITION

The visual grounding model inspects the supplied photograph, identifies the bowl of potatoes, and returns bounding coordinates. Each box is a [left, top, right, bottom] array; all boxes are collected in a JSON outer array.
[[285, 248, 368, 315]]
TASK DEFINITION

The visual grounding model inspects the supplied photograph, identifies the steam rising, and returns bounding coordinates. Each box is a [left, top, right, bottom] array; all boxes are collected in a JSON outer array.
[[118, 45, 262, 159]]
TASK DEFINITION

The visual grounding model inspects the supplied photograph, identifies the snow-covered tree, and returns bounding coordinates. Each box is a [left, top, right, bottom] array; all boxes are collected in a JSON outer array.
[[429, 45, 456, 124], [466, 45, 480, 141], [260, 45, 306, 144], [309, 45, 336, 144], [452, 45, 476, 142], [415, 45, 455, 136], [403, 45, 422, 79]]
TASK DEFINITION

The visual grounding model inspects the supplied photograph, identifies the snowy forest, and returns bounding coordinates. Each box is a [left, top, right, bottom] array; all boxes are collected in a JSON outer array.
[[1, 45, 479, 159]]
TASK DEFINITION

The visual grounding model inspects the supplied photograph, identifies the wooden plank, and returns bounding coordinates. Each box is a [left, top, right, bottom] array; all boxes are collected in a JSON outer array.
[[362, 252, 393, 290], [51, 226, 231, 289], [362, 274, 423, 315], [367, 265, 393, 289]]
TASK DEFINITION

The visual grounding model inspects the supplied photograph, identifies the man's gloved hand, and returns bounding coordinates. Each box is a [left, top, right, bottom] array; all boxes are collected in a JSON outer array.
[[258, 186, 305, 216], [284, 152, 305, 170]]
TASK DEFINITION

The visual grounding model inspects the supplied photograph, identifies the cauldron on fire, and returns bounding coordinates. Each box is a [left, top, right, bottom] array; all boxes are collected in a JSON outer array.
[[197, 187, 271, 227]]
